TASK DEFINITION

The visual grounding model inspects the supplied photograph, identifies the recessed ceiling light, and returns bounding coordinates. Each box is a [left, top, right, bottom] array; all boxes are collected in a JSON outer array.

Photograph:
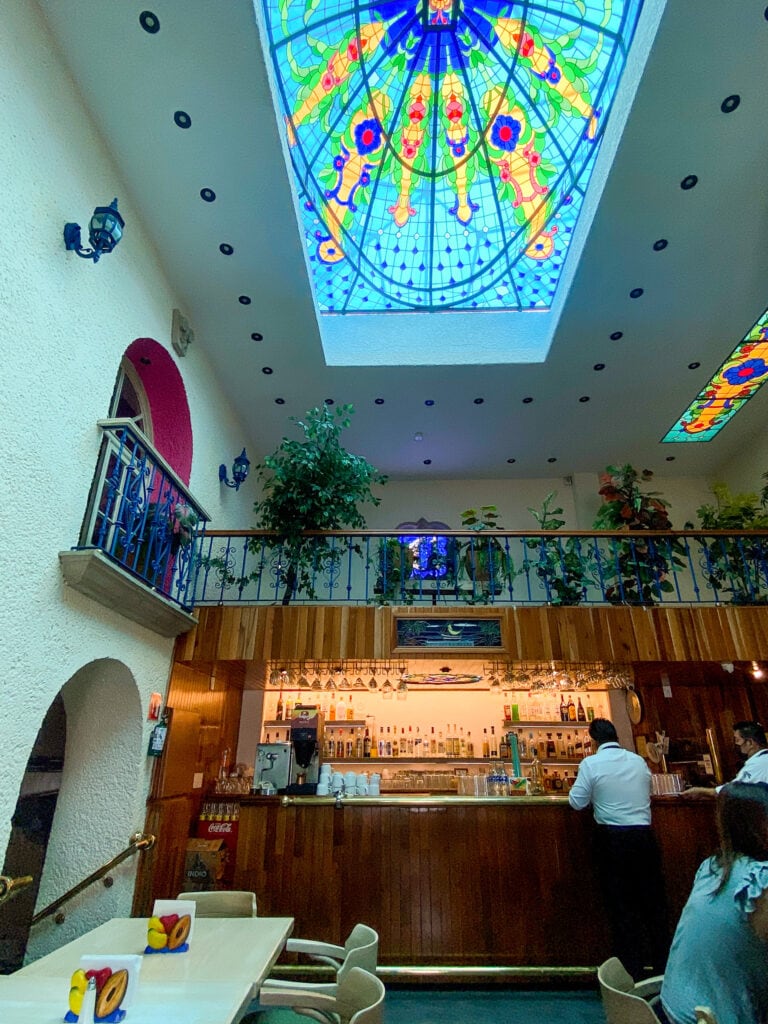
[[594, 363, 605, 371], [413, 432, 424, 442], [473, 397, 484, 404], [424, 399, 435, 406], [374, 398, 385, 405], [653, 239, 668, 251], [423, 459, 432, 465], [522, 396, 533, 404], [506, 458, 516, 464], [238, 295, 251, 305], [610, 331, 623, 341], [547, 457, 557, 463], [665, 456, 675, 462], [579, 396, 590, 402], [325, 398, 335, 405], [200, 188, 216, 203], [275, 398, 285, 404], [219, 243, 234, 255], [720, 94, 740, 113], [173, 110, 191, 129], [629, 287, 644, 299], [139, 10, 160, 33], [262, 367, 273, 374], [688, 361, 700, 369], [251, 332, 263, 341], [681, 174, 698, 190]]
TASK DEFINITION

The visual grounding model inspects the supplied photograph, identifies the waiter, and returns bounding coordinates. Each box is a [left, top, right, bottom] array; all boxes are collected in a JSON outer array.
[[686, 720, 768, 797], [569, 717, 668, 979]]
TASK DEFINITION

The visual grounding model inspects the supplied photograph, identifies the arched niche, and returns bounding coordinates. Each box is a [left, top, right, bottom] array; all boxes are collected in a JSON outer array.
[[24, 658, 145, 962], [125, 337, 193, 485]]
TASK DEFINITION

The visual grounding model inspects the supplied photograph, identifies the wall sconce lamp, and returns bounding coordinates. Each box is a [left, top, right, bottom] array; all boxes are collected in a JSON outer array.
[[64, 198, 124, 263], [219, 448, 250, 491]]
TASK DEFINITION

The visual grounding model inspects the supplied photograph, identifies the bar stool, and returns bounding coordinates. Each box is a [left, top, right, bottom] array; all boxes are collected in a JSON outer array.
[[175, 890, 258, 917]]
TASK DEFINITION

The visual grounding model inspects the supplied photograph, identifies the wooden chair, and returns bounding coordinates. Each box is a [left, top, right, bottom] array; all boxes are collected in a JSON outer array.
[[694, 1009, 718, 1024], [175, 890, 257, 917], [597, 957, 664, 1024], [259, 965, 384, 1024]]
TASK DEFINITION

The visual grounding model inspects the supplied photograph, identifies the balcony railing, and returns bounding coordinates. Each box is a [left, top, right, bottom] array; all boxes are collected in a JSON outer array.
[[194, 529, 768, 608], [74, 419, 210, 610]]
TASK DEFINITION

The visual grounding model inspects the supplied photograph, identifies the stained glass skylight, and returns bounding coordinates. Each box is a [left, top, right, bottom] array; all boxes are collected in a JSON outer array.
[[663, 307, 768, 443], [261, 0, 644, 318]]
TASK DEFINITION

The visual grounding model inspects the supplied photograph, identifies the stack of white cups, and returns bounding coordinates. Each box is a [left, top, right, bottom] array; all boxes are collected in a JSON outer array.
[[316, 764, 332, 796]]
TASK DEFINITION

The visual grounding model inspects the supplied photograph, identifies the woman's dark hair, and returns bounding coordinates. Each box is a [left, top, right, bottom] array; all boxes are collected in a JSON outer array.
[[714, 782, 768, 892]]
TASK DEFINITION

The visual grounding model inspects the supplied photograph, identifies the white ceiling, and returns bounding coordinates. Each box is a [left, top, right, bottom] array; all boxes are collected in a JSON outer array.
[[38, 0, 768, 480]]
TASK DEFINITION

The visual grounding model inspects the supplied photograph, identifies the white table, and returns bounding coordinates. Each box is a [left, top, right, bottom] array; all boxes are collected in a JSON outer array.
[[3, 916, 294, 1023]]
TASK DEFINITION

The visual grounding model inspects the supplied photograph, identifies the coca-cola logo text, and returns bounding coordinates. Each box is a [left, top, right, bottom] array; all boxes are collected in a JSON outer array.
[[207, 822, 233, 833]]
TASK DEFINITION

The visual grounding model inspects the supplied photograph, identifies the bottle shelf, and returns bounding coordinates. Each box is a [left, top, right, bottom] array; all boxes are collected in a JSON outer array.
[[503, 720, 591, 728], [263, 720, 367, 728], [319, 757, 585, 766]]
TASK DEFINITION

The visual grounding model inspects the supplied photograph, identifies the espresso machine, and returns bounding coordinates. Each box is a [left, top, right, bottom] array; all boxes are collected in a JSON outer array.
[[254, 742, 291, 793], [287, 705, 324, 793]]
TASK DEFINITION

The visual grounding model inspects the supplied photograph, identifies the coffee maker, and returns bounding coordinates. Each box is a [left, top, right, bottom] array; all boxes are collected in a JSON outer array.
[[287, 705, 324, 793]]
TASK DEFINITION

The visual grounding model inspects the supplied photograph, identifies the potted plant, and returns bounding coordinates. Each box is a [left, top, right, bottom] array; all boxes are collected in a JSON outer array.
[[526, 492, 585, 605], [458, 505, 512, 600], [592, 464, 686, 605], [695, 476, 768, 604], [253, 404, 387, 604]]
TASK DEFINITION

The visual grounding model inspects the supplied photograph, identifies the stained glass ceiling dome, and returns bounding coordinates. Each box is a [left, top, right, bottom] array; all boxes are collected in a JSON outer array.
[[259, 0, 657, 363]]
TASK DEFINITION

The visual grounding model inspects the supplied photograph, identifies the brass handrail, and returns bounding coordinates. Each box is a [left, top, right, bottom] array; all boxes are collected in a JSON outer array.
[[0, 874, 34, 906], [31, 832, 155, 926]]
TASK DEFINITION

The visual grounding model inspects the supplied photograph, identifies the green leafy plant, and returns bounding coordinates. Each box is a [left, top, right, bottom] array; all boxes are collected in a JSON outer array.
[[458, 505, 512, 600], [593, 465, 685, 605], [254, 404, 387, 604], [526, 492, 585, 605], [695, 478, 768, 604]]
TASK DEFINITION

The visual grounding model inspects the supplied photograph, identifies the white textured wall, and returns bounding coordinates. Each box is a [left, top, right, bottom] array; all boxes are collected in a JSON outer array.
[[0, 1, 255, 957]]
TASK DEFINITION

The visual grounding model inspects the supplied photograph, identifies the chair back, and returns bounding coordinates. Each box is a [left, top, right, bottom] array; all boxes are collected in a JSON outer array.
[[338, 925, 379, 979], [336, 966, 385, 1024], [694, 1009, 718, 1024], [175, 890, 258, 918], [597, 957, 662, 1024]]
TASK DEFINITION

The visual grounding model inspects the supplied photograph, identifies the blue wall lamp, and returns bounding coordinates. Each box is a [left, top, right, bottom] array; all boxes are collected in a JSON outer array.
[[219, 448, 250, 491], [64, 198, 124, 263]]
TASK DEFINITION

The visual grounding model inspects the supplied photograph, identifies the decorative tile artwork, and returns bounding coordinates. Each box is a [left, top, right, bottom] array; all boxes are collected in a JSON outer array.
[[663, 306, 768, 442], [261, 0, 643, 313]]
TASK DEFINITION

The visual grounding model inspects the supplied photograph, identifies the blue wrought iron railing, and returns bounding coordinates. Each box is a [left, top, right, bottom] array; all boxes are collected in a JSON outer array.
[[194, 528, 768, 608], [75, 419, 210, 609]]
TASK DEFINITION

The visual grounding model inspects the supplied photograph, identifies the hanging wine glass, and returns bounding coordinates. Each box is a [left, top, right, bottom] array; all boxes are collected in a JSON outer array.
[[382, 678, 393, 700], [396, 679, 408, 701], [325, 677, 335, 691], [311, 676, 322, 690], [355, 676, 366, 689]]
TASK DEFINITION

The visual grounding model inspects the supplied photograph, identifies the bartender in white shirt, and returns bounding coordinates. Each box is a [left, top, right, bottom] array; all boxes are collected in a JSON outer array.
[[686, 720, 768, 797], [569, 717, 668, 979]]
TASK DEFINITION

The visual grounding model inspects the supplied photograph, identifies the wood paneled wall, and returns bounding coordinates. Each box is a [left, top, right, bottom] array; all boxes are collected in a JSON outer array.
[[232, 799, 717, 966], [177, 605, 768, 665]]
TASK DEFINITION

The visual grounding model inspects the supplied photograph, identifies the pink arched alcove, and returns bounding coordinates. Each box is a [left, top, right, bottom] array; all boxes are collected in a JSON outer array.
[[125, 338, 193, 485]]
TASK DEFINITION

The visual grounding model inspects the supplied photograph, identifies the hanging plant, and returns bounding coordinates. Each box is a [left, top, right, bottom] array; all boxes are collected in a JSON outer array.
[[526, 492, 585, 605]]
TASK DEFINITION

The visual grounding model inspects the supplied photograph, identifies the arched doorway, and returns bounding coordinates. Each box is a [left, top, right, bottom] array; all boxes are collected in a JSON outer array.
[[2, 660, 144, 966]]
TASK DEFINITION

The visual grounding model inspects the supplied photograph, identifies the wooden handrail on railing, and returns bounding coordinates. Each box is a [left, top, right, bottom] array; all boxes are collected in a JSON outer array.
[[0, 874, 34, 906], [31, 832, 155, 927]]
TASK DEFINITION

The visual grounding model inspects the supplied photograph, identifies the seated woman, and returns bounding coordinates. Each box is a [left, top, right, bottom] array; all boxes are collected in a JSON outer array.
[[660, 782, 768, 1024]]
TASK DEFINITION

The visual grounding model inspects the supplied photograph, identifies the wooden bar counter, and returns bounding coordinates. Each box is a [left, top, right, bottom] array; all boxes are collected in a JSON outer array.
[[233, 794, 716, 968]]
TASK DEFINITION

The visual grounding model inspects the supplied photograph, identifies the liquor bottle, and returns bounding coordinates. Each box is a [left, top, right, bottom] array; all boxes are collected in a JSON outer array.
[[528, 732, 536, 758], [528, 755, 545, 794], [546, 733, 556, 759], [499, 731, 510, 759], [566, 733, 575, 758], [577, 697, 586, 722], [326, 734, 335, 758], [386, 727, 392, 758], [586, 701, 595, 722], [583, 734, 592, 757], [459, 728, 467, 758], [552, 771, 564, 792], [482, 728, 490, 758], [517, 729, 527, 758], [453, 725, 461, 757], [363, 727, 371, 758], [556, 732, 566, 758], [407, 726, 414, 755], [445, 724, 453, 757], [490, 726, 498, 758], [336, 696, 346, 721], [415, 726, 422, 758], [567, 695, 576, 721], [328, 698, 336, 722], [285, 699, 293, 720], [559, 694, 567, 722], [276, 693, 284, 721], [401, 727, 407, 757], [355, 729, 364, 758], [467, 731, 475, 758], [346, 731, 354, 759], [430, 726, 437, 755], [346, 696, 355, 721], [438, 731, 445, 755]]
